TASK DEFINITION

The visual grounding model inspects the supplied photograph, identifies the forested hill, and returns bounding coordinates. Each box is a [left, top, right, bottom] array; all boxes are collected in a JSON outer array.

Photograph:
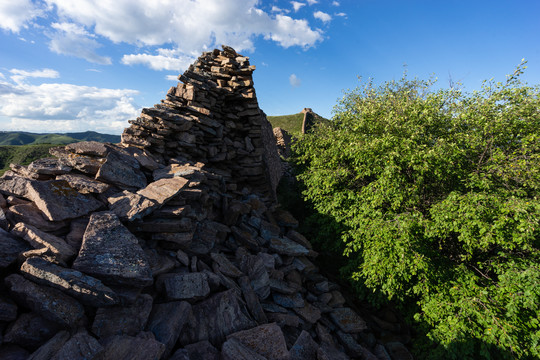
[[0, 131, 120, 146]]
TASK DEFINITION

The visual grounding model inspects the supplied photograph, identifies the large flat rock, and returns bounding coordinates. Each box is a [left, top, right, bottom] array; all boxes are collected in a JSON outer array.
[[6, 203, 69, 232], [56, 174, 110, 194], [92, 294, 153, 338], [146, 301, 192, 358], [3, 312, 62, 351], [227, 323, 289, 360], [221, 337, 268, 360], [26, 180, 102, 221], [0, 296, 17, 321], [5, 274, 85, 328], [49, 330, 104, 360], [137, 177, 189, 204], [11, 222, 76, 263], [72, 212, 153, 287], [180, 289, 256, 346], [20, 257, 120, 307], [0, 228, 30, 269], [96, 150, 147, 190], [269, 237, 309, 256], [26, 331, 70, 360]]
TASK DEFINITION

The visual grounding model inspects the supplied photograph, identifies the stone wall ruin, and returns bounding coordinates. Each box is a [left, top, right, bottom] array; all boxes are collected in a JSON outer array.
[[0, 46, 412, 360]]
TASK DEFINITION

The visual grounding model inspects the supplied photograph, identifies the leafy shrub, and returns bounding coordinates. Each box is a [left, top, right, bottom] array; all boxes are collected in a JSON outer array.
[[293, 63, 540, 358]]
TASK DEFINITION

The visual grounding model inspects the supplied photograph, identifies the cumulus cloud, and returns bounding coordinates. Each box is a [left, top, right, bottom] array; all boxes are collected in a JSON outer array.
[[165, 75, 179, 81], [271, 6, 289, 14], [48, 22, 112, 65], [44, 0, 322, 57], [0, 69, 140, 134], [289, 74, 301, 87], [314, 11, 332, 23], [306, 0, 318, 5], [332, 1, 340, 6], [122, 50, 195, 72], [291, 1, 306, 12], [0, 0, 43, 33]]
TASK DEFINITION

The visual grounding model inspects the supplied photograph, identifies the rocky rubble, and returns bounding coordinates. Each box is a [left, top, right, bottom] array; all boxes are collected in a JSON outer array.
[[0, 46, 412, 359]]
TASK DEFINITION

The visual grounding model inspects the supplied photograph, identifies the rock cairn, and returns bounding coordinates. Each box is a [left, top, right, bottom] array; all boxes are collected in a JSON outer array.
[[0, 46, 412, 360]]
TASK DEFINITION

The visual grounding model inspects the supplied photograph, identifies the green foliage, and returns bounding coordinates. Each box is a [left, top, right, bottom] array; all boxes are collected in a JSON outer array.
[[293, 62, 540, 358], [0, 144, 59, 175]]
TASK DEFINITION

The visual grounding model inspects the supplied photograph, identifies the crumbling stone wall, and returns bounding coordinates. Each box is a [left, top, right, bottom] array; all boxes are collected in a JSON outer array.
[[122, 45, 281, 203], [0, 46, 413, 360]]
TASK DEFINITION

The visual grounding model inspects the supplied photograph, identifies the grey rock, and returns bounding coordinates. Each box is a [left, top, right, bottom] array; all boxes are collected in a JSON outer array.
[[11, 222, 77, 263], [65, 217, 89, 251], [92, 294, 153, 338], [169, 348, 189, 360], [211, 252, 243, 278], [269, 237, 309, 257], [158, 272, 210, 301], [261, 302, 288, 314], [145, 249, 176, 276], [269, 278, 299, 295], [227, 323, 289, 360], [286, 230, 312, 249], [329, 308, 368, 333], [295, 302, 322, 324], [335, 331, 377, 359], [146, 301, 192, 358], [5, 274, 85, 328], [238, 276, 267, 325], [221, 337, 268, 360], [137, 177, 189, 204], [0, 296, 17, 321], [153, 232, 193, 249], [72, 212, 153, 287], [3, 312, 61, 350], [27, 330, 70, 360], [56, 174, 110, 194], [185, 340, 219, 360], [0, 228, 30, 268], [96, 150, 146, 190], [49, 330, 104, 360], [94, 334, 165, 360], [0, 175, 31, 198], [26, 179, 102, 221], [317, 344, 350, 360], [123, 147, 162, 171], [272, 293, 305, 308], [373, 344, 392, 360], [27, 158, 72, 175], [108, 190, 158, 221], [20, 257, 119, 307], [289, 330, 319, 360], [49, 146, 104, 174], [266, 313, 301, 328], [180, 289, 256, 346], [65, 141, 109, 157], [6, 203, 69, 232]]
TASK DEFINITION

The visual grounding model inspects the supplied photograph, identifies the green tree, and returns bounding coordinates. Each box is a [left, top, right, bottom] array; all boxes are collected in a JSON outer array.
[[293, 63, 540, 359]]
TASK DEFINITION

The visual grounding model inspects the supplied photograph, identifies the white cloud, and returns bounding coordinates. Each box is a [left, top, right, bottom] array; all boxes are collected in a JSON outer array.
[[291, 1, 306, 12], [48, 22, 112, 65], [0, 0, 43, 33], [314, 11, 332, 23], [10, 69, 60, 84], [165, 75, 179, 81], [332, 1, 340, 6], [44, 0, 322, 56], [289, 74, 301, 87], [335, 12, 347, 17], [0, 69, 140, 134], [271, 6, 289, 13], [122, 51, 195, 72], [306, 0, 318, 5]]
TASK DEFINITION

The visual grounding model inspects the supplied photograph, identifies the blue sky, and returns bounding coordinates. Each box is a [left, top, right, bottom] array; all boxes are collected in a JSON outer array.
[[0, 0, 539, 135]]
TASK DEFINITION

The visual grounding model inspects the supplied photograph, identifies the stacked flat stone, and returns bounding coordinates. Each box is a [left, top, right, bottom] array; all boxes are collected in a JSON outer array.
[[0, 46, 412, 360], [122, 45, 281, 203]]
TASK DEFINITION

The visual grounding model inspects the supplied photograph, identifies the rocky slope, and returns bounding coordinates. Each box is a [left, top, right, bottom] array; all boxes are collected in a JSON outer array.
[[0, 46, 412, 359]]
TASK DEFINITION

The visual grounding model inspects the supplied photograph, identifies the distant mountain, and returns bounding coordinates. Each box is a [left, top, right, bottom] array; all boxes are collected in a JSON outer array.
[[0, 131, 121, 146]]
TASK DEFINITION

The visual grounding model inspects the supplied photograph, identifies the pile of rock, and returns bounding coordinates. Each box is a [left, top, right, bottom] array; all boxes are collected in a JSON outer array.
[[0, 46, 412, 360], [121, 45, 281, 203]]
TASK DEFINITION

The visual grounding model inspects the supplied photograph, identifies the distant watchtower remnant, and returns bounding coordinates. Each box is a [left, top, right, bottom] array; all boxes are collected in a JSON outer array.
[[301, 107, 314, 134]]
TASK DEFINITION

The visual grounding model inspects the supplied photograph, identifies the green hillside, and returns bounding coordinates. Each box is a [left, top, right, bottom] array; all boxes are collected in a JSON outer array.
[[0, 131, 120, 146], [267, 112, 329, 137], [0, 144, 58, 175]]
